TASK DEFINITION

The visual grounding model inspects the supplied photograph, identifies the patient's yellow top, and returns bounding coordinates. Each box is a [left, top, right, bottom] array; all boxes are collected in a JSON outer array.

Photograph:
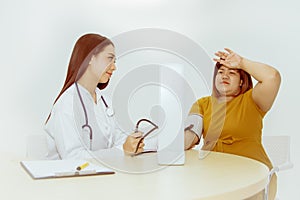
[[190, 88, 273, 169]]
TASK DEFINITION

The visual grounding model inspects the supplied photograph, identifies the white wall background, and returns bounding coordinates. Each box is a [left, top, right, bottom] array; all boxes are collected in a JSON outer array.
[[0, 0, 299, 199]]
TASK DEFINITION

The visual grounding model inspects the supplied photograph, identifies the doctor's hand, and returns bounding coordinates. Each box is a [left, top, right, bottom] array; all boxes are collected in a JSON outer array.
[[123, 132, 145, 155]]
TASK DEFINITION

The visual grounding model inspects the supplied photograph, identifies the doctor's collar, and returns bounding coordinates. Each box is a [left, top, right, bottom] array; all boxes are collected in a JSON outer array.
[[75, 83, 103, 103]]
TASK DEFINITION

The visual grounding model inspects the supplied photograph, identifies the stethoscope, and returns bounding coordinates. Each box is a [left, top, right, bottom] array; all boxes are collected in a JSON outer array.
[[75, 82, 114, 150]]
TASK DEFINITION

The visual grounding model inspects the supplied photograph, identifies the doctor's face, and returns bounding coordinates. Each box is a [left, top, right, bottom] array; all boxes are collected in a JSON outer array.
[[89, 44, 116, 83]]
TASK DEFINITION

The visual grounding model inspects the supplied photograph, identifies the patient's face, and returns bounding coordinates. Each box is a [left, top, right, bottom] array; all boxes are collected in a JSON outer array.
[[215, 66, 242, 97]]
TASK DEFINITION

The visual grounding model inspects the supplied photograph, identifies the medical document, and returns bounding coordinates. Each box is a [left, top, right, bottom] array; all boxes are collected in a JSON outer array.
[[21, 160, 114, 179]]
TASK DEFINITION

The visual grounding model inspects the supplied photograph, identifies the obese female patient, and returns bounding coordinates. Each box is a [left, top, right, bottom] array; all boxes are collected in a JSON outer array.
[[184, 48, 281, 199]]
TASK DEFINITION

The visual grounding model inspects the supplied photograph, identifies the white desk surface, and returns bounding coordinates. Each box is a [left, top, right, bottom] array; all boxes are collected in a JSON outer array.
[[0, 150, 269, 200]]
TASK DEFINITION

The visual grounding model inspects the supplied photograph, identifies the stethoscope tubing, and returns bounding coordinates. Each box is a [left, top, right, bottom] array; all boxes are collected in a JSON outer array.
[[75, 82, 114, 150]]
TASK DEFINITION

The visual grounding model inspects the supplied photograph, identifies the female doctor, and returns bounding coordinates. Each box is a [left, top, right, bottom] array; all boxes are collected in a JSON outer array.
[[45, 33, 144, 159]]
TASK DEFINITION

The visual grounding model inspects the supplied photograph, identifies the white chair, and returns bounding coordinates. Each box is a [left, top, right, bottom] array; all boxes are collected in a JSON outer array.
[[26, 134, 48, 160], [262, 135, 293, 200]]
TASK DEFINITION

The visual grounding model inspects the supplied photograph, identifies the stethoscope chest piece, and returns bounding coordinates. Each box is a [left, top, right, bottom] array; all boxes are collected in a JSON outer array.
[[100, 95, 114, 117], [106, 107, 115, 117]]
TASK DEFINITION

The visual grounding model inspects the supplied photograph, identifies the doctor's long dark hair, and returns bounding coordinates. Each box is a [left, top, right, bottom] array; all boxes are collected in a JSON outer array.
[[45, 33, 113, 124]]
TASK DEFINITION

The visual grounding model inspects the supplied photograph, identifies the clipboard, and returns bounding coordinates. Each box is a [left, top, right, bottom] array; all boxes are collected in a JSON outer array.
[[20, 160, 115, 179]]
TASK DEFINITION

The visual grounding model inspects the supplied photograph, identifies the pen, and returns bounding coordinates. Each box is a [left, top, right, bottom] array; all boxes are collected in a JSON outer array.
[[76, 162, 89, 171]]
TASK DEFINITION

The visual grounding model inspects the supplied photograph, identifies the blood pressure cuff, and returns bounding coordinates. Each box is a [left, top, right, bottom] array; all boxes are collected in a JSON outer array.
[[184, 114, 203, 145]]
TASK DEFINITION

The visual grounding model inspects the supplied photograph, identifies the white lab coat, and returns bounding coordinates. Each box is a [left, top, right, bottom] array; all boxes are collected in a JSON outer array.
[[44, 83, 127, 160]]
